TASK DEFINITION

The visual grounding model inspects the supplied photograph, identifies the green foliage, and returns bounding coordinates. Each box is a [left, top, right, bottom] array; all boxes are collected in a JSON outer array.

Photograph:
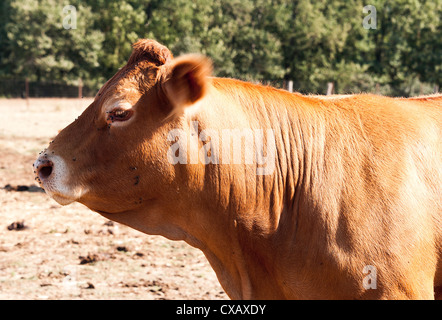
[[0, 0, 13, 76], [366, 0, 441, 95], [145, 0, 285, 80], [0, 0, 440, 95], [4, 0, 103, 87], [88, 0, 147, 82]]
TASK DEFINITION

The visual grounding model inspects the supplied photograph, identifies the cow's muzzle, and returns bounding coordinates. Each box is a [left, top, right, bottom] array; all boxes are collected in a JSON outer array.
[[33, 153, 86, 205]]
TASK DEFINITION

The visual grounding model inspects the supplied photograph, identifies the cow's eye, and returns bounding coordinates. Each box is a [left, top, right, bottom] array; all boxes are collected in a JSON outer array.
[[107, 108, 133, 123]]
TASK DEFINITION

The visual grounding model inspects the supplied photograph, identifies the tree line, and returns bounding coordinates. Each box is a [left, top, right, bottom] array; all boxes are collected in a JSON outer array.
[[0, 0, 440, 96]]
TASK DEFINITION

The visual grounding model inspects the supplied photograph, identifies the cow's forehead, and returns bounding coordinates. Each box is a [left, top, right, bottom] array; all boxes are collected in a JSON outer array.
[[95, 80, 138, 112], [96, 62, 158, 110], [102, 87, 141, 113]]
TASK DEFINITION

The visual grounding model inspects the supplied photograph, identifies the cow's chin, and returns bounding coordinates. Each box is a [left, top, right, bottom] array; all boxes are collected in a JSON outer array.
[[44, 186, 86, 206], [50, 193, 77, 205]]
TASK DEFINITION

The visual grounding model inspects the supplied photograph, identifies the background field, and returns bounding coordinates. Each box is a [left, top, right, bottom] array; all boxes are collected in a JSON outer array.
[[0, 98, 227, 300]]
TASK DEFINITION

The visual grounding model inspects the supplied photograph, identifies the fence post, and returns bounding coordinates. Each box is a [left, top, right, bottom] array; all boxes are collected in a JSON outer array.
[[287, 80, 293, 93], [25, 77, 29, 107], [326, 82, 334, 95], [78, 78, 83, 99]]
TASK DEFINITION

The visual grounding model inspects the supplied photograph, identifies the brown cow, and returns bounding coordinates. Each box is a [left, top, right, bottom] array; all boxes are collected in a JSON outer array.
[[34, 39, 442, 299]]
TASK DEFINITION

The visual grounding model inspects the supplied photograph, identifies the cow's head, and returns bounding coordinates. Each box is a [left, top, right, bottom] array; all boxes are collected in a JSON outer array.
[[33, 39, 212, 235]]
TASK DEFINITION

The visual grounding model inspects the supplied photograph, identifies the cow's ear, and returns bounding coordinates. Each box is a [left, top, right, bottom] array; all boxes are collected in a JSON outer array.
[[162, 55, 212, 111]]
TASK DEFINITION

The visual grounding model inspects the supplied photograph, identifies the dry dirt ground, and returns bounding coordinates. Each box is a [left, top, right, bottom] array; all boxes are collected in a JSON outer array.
[[0, 98, 227, 300]]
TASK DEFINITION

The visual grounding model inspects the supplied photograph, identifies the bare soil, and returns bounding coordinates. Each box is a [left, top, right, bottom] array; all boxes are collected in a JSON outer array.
[[0, 98, 227, 300]]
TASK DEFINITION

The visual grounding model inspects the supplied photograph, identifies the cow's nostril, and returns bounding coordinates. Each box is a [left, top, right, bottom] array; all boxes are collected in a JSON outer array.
[[38, 162, 53, 180]]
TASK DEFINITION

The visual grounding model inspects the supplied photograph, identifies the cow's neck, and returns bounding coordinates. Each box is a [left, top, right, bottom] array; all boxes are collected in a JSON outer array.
[[174, 79, 326, 299]]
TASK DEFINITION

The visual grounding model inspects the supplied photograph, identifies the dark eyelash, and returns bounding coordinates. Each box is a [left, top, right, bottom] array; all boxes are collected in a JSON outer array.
[[106, 109, 133, 122]]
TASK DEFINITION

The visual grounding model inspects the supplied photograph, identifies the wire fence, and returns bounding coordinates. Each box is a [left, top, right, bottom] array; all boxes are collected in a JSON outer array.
[[0, 77, 96, 98], [0, 77, 439, 99]]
